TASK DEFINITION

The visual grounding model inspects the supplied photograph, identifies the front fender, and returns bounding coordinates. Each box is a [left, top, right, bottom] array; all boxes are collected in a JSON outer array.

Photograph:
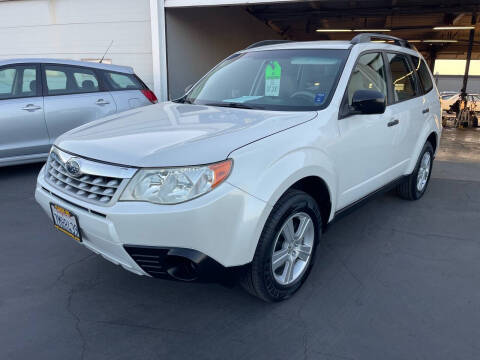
[[227, 127, 338, 221]]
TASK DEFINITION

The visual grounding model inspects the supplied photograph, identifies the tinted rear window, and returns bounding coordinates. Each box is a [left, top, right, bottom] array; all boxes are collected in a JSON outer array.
[[44, 65, 100, 95], [411, 56, 433, 93], [103, 71, 143, 91], [387, 53, 418, 102]]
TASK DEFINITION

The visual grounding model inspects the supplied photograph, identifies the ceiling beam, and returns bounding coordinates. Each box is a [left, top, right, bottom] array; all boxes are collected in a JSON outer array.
[[251, 4, 480, 20]]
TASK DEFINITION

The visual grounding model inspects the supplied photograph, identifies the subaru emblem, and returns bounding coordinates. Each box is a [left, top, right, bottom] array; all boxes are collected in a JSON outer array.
[[65, 158, 81, 177]]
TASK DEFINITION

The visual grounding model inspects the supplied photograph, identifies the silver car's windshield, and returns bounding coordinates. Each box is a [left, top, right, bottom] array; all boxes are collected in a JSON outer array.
[[179, 49, 349, 111]]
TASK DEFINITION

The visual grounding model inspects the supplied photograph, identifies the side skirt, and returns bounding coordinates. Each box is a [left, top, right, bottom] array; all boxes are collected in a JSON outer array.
[[330, 175, 409, 225]]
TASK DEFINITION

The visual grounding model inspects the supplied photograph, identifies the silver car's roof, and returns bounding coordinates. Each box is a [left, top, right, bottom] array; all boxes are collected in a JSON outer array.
[[0, 58, 134, 74]]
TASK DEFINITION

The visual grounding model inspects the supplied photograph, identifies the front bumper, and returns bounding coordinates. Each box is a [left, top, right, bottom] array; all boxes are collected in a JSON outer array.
[[35, 166, 270, 277]]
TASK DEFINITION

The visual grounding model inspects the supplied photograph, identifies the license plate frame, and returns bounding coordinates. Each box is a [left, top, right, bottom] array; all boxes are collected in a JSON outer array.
[[50, 203, 82, 242]]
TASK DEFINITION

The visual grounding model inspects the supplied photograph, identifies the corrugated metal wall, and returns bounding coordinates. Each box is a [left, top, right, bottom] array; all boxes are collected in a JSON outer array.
[[436, 75, 480, 94], [165, 6, 282, 99]]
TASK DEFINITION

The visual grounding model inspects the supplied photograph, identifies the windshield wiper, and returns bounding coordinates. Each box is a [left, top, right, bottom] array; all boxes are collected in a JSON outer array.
[[173, 97, 194, 104], [205, 102, 262, 110]]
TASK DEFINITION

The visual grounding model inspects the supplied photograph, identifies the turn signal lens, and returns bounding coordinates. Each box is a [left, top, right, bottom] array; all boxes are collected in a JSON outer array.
[[209, 159, 232, 188]]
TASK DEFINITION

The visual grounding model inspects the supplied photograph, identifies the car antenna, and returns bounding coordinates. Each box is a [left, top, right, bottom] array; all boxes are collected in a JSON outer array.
[[99, 40, 113, 63]]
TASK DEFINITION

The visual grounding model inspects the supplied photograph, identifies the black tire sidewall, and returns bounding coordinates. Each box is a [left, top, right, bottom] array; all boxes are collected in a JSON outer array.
[[411, 142, 434, 199], [255, 191, 322, 301]]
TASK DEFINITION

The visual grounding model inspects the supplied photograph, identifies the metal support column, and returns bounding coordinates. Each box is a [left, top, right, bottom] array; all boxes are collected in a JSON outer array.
[[461, 13, 476, 101]]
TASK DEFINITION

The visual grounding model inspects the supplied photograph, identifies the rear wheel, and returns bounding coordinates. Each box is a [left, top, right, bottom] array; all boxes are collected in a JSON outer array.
[[396, 141, 434, 200], [240, 189, 322, 302]]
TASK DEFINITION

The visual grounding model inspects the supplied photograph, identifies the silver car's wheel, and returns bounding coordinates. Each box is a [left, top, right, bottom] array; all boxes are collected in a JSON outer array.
[[271, 212, 315, 286], [416, 151, 431, 192]]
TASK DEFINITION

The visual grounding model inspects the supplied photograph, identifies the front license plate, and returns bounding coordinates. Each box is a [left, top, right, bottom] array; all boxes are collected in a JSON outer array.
[[50, 203, 82, 242]]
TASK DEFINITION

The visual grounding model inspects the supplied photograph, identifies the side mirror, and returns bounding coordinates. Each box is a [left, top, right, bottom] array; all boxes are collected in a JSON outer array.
[[351, 89, 386, 114], [185, 84, 193, 94]]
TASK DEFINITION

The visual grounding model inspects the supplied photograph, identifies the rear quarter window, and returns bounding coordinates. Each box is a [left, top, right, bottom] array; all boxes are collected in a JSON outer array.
[[103, 71, 143, 91]]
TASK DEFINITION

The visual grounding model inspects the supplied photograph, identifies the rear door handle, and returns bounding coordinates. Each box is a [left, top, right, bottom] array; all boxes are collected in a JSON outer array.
[[422, 108, 429, 114], [387, 119, 399, 127], [21, 104, 42, 112], [95, 99, 110, 106]]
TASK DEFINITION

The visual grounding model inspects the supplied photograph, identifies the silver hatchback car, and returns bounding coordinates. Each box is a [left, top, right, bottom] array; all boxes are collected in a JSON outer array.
[[0, 59, 157, 167]]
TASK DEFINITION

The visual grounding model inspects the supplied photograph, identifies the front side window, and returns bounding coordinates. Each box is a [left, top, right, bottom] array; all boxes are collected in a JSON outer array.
[[411, 56, 433, 93], [182, 49, 349, 111], [387, 53, 417, 102], [0, 65, 38, 100], [347, 52, 387, 105], [45, 65, 100, 95]]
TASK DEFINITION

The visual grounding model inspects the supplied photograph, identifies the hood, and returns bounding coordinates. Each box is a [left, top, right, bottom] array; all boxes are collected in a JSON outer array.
[[55, 102, 317, 167]]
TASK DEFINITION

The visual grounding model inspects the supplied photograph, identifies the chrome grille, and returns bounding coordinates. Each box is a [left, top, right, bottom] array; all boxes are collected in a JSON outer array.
[[45, 149, 128, 205]]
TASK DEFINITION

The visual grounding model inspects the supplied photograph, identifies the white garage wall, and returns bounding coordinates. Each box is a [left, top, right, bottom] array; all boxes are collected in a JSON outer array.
[[165, 0, 297, 7], [0, 0, 154, 89], [165, 6, 282, 99]]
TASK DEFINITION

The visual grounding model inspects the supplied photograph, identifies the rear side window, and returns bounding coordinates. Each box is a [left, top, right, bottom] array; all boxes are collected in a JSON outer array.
[[103, 71, 143, 91], [0, 65, 38, 100], [45, 65, 100, 95], [411, 56, 433, 93], [387, 53, 417, 102]]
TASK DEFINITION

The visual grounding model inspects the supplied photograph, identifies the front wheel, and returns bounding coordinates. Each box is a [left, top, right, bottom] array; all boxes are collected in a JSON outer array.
[[396, 141, 434, 200], [240, 189, 322, 302]]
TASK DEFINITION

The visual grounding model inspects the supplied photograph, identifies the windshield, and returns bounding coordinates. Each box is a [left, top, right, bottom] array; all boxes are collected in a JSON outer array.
[[180, 49, 349, 111]]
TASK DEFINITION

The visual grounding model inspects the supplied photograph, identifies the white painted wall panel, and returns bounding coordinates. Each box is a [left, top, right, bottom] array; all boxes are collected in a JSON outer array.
[[0, 0, 154, 89], [165, 0, 296, 7]]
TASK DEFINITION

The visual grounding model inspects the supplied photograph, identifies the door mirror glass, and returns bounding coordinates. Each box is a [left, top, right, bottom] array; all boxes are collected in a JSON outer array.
[[351, 89, 386, 114]]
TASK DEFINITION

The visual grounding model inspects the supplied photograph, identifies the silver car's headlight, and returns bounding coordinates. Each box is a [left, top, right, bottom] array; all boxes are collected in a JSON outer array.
[[120, 159, 232, 204]]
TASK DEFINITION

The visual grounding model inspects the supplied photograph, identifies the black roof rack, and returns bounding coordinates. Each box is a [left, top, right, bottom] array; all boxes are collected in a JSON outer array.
[[350, 33, 412, 49], [246, 40, 292, 49]]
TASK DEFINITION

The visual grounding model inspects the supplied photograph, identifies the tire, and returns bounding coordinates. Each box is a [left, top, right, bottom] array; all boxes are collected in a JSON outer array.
[[396, 141, 434, 200], [240, 189, 322, 302]]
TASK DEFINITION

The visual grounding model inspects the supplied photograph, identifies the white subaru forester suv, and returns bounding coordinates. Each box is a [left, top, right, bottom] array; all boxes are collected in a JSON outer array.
[[35, 34, 441, 302]]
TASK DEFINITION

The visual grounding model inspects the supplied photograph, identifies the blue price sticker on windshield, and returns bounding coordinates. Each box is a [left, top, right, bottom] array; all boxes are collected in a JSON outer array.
[[315, 93, 326, 104]]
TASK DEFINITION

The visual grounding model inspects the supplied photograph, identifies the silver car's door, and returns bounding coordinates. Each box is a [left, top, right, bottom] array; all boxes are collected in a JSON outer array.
[[42, 64, 117, 141], [0, 63, 50, 163], [102, 71, 152, 112]]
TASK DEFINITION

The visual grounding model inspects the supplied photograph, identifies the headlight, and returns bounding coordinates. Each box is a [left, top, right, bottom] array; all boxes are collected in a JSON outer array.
[[120, 159, 232, 204]]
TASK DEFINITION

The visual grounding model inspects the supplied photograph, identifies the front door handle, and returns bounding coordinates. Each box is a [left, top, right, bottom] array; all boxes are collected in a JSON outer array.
[[21, 104, 42, 112], [422, 108, 430, 114], [95, 99, 110, 106], [387, 119, 399, 127]]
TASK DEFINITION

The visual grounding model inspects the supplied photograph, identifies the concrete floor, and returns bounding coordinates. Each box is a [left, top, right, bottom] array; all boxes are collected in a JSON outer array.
[[1, 129, 479, 360]]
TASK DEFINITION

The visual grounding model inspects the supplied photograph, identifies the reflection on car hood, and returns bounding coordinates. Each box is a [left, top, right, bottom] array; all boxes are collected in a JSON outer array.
[[55, 102, 317, 167]]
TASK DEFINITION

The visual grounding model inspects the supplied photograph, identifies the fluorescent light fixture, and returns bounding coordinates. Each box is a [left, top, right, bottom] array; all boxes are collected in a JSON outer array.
[[433, 26, 475, 30], [407, 40, 422, 43], [316, 29, 352, 32], [423, 39, 458, 43], [354, 29, 391, 32]]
